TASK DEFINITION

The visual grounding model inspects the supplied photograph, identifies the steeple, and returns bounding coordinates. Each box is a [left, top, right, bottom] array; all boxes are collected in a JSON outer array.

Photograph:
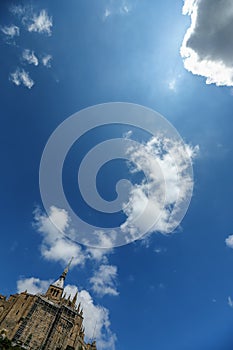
[[45, 257, 73, 302], [51, 257, 73, 289]]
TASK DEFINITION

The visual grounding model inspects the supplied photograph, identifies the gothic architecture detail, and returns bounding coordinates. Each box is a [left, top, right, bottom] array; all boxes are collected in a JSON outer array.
[[0, 262, 97, 350]]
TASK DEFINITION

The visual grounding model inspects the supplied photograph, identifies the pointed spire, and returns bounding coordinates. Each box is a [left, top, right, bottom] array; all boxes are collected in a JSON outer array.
[[77, 302, 81, 312], [71, 291, 78, 307], [50, 257, 74, 290], [61, 257, 73, 278]]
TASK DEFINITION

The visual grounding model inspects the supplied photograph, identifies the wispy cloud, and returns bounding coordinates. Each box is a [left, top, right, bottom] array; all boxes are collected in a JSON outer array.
[[103, 1, 131, 20], [228, 296, 233, 308], [22, 49, 39, 66], [168, 79, 177, 91], [10, 68, 34, 89], [1, 24, 19, 38], [10, 5, 25, 17], [90, 264, 119, 297], [181, 0, 233, 86]]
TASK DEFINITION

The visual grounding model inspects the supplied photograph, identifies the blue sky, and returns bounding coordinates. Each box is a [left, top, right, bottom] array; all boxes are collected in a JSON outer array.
[[1, 0, 233, 349]]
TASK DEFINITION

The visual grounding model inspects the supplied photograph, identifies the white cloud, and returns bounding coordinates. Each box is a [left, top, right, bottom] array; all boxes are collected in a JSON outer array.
[[9, 68, 34, 89], [228, 296, 233, 308], [121, 136, 199, 237], [10, 5, 52, 36], [34, 206, 87, 267], [34, 206, 113, 266], [64, 285, 116, 350], [22, 49, 39, 66], [17, 277, 51, 294], [103, 1, 131, 20], [27, 10, 52, 35], [42, 54, 52, 67], [10, 5, 25, 17], [225, 234, 233, 249], [181, 0, 233, 86], [90, 265, 119, 297], [168, 79, 177, 91], [154, 247, 167, 254], [1, 25, 19, 38], [103, 8, 111, 19]]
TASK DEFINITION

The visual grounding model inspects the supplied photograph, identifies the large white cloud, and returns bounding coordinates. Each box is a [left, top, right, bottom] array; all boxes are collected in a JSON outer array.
[[181, 0, 233, 86], [33, 206, 113, 265], [121, 136, 198, 237]]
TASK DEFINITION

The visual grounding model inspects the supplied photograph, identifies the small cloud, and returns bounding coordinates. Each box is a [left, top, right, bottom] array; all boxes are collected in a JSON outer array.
[[123, 130, 133, 139], [17, 277, 51, 294], [42, 54, 52, 67], [228, 296, 233, 308], [1, 25, 19, 38], [168, 79, 176, 91], [10, 4, 25, 17], [128, 274, 135, 282], [103, 1, 131, 20], [10, 68, 34, 89], [27, 9, 52, 35], [90, 264, 119, 297], [225, 234, 233, 249], [158, 283, 165, 289], [154, 247, 167, 254], [120, 5, 130, 14], [103, 8, 111, 19], [22, 49, 39, 66]]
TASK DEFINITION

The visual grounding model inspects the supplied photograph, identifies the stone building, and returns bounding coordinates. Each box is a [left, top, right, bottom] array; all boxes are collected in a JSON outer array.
[[0, 262, 97, 350]]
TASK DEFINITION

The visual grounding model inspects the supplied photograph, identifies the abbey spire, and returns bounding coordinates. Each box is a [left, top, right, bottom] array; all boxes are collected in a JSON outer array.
[[45, 257, 73, 302], [51, 257, 73, 289]]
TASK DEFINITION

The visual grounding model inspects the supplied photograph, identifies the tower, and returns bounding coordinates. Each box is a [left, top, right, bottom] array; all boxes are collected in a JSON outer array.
[[0, 260, 97, 350], [45, 257, 73, 302]]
